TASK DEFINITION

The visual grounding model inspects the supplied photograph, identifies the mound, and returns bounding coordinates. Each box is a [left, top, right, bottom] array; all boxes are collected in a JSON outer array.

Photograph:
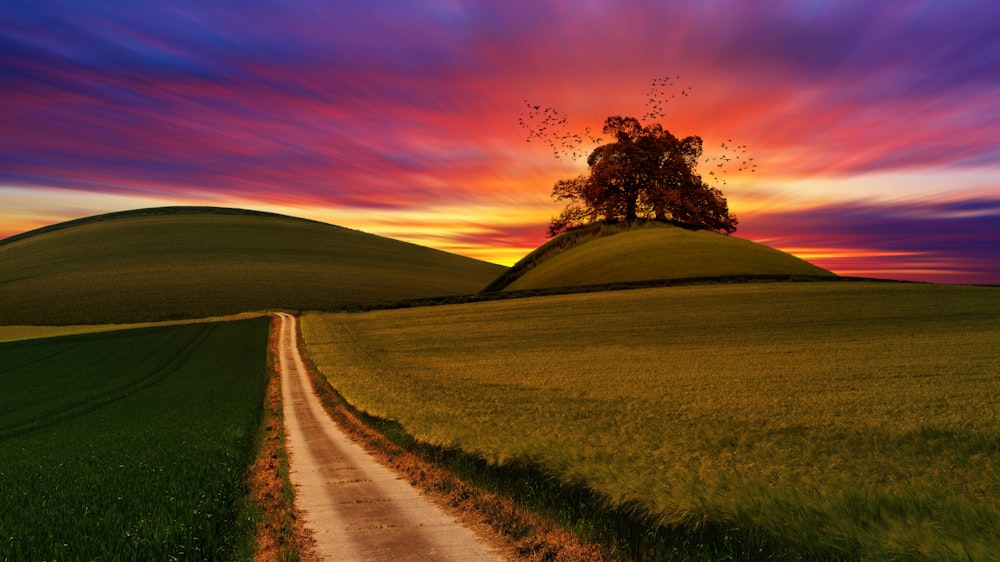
[[487, 222, 834, 292], [0, 207, 505, 325]]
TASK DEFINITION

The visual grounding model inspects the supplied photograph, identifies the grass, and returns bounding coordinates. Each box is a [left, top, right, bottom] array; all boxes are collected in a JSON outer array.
[[293, 328, 603, 560], [245, 316, 304, 561], [300, 281, 1000, 560], [0, 206, 504, 325], [0, 311, 266, 343], [486, 221, 833, 292], [0, 318, 271, 561]]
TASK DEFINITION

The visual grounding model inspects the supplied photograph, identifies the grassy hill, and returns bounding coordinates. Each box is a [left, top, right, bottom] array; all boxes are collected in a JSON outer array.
[[485, 221, 834, 292], [0, 207, 505, 325]]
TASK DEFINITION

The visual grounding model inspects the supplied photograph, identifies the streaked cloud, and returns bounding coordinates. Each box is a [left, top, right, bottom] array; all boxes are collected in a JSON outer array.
[[739, 195, 1000, 284], [1, 1, 997, 281]]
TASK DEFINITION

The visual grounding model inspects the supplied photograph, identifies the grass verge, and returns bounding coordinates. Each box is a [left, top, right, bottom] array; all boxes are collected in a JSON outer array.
[[243, 315, 308, 561]]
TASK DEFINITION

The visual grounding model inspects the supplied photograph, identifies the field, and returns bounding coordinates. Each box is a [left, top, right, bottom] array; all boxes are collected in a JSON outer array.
[[301, 282, 1000, 559], [0, 207, 504, 325], [0, 312, 265, 343], [0, 318, 271, 560], [487, 222, 833, 292]]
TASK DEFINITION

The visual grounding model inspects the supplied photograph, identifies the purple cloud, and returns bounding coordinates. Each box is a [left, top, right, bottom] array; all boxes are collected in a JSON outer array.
[[740, 195, 1000, 284], [1, 1, 998, 279]]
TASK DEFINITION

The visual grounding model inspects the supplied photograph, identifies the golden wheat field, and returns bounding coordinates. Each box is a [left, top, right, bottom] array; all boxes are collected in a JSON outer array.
[[302, 281, 1000, 560]]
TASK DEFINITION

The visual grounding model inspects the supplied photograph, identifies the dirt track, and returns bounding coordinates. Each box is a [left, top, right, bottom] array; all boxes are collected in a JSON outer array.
[[276, 313, 505, 561]]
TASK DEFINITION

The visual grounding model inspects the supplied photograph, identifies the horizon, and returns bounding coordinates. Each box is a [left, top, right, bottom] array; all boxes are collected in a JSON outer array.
[[2, 1, 998, 284]]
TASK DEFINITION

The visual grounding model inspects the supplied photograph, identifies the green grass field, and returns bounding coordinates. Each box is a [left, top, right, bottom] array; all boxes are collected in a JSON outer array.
[[0, 318, 271, 561], [0, 207, 504, 325], [301, 282, 1000, 560], [486, 222, 833, 292]]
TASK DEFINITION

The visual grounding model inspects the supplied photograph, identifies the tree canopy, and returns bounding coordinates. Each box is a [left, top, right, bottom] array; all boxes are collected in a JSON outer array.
[[548, 116, 738, 236]]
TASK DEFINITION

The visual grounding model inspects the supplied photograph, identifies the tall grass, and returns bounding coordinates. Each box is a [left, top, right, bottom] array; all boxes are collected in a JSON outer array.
[[301, 282, 1000, 560], [0, 319, 271, 560]]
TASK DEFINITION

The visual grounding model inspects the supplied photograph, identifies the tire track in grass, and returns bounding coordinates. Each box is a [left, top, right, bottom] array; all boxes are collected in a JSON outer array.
[[0, 324, 214, 441], [276, 312, 506, 561], [0, 338, 85, 373]]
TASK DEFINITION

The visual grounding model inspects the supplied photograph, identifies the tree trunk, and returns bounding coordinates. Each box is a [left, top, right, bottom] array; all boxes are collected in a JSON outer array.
[[625, 182, 639, 221]]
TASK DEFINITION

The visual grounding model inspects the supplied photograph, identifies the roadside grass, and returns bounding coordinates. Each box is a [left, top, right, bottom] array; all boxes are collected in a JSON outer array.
[[246, 316, 305, 562], [486, 221, 833, 293], [301, 282, 1000, 560], [0, 318, 271, 561], [0, 206, 504, 325]]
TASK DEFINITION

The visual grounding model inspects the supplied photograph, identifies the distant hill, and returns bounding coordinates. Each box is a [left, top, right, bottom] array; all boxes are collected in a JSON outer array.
[[0, 207, 505, 325], [485, 221, 834, 292]]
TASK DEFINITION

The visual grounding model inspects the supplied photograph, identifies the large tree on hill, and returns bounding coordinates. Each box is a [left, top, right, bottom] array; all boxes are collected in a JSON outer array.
[[547, 116, 738, 236]]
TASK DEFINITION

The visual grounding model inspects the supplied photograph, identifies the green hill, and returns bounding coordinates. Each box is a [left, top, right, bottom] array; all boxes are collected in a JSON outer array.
[[0, 207, 505, 325], [486, 221, 834, 292]]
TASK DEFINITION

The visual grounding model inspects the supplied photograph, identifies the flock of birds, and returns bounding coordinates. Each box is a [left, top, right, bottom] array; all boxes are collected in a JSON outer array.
[[518, 75, 758, 184], [517, 103, 602, 161], [705, 140, 757, 186], [641, 75, 691, 122]]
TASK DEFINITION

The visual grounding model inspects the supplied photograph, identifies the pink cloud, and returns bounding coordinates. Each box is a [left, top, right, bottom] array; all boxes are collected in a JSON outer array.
[[2, 1, 998, 282]]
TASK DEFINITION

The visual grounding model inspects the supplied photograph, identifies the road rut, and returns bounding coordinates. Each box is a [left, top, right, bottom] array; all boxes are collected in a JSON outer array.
[[276, 312, 505, 561]]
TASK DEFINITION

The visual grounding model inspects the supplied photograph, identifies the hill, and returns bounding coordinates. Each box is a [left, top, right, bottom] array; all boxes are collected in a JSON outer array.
[[485, 221, 834, 292], [0, 207, 505, 325]]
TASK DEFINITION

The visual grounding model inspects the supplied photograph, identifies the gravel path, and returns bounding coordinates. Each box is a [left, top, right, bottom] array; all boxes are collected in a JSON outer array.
[[276, 312, 505, 561]]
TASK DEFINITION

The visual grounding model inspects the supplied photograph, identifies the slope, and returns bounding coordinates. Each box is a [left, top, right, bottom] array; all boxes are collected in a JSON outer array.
[[0, 207, 505, 325], [487, 222, 834, 292]]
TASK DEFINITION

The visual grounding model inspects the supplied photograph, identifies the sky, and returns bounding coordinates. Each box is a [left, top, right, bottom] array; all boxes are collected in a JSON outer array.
[[2, 0, 998, 284]]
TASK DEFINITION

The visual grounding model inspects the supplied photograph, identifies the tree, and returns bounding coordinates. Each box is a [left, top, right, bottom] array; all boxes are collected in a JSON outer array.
[[546, 116, 738, 236]]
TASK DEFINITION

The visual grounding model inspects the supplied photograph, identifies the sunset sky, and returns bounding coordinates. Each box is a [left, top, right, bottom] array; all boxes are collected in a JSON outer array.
[[2, 1, 998, 283]]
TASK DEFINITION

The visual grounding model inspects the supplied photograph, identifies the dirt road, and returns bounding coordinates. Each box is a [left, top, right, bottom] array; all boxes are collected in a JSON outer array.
[[275, 312, 505, 561]]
